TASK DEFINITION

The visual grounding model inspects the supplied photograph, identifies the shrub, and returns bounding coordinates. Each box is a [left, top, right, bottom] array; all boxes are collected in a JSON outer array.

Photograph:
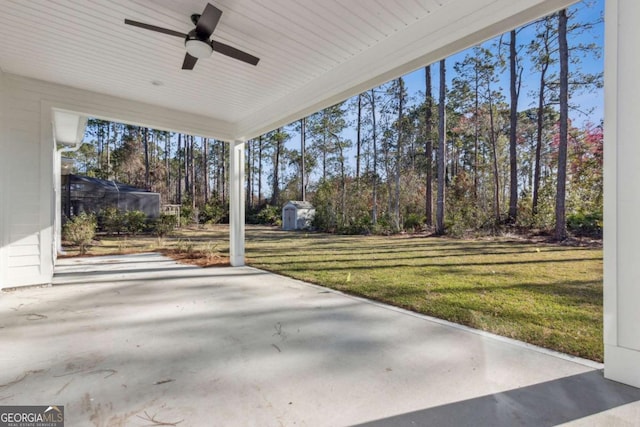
[[365, 214, 393, 236], [176, 239, 194, 255], [199, 198, 227, 224], [311, 181, 338, 232], [567, 211, 602, 238], [202, 242, 220, 262], [341, 212, 372, 235], [403, 213, 424, 232], [124, 210, 147, 235], [180, 199, 196, 226], [98, 207, 124, 235], [256, 205, 281, 226], [151, 214, 177, 237], [63, 212, 96, 255], [444, 172, 484, 236]]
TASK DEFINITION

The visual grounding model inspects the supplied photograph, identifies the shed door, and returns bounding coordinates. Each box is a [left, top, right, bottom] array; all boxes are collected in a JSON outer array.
[[284, 208, 296, 230]]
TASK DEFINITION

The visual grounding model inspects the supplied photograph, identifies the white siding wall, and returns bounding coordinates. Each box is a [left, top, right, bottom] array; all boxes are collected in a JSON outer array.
[[0, 74, 233, 289], [0, 73, 54, 287]]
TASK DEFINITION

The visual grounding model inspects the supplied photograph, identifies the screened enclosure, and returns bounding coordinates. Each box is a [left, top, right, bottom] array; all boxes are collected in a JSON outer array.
[[61, 174, 160, 221]]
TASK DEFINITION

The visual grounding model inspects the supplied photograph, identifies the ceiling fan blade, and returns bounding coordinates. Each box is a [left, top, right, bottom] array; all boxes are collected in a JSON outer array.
[[124, 19, 187, 38], [182, 53, 198, 70], [195, 3, 223, 39], [211, 41, 260, 66]]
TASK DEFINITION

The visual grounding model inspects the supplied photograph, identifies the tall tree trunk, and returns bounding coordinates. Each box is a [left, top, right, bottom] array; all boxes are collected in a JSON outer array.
[[177, 133, 182, 204], [337, 140, 347, 226], [97, 122, 104, 172], [272, 129, 282, 204], [143, 127, 150, 190], [165, 132, 170, 201], [301, 118, 306, 201], [508, 29, 519, 222], [258, 135, 263, 205], [383, 123, 393, 222], [106, 123, 112, 180], [533, 65, 547, 215], [249, 139, 256, 208], [191, 136, 196, 209], [450, 139, 457, 179], [356, 94, 362, 183], [533, 23, 551, 216], [184, 134, 190, 201], [489, 90, 501, 222], [220, 140, 226, 204], [371, 89, 378, 225], [394, 78, 404, 232], [203, 137, 209, 204], [436, 59, 446, 235], [555, 9, 569, 240], [321, 131, 327, 181], [246, 139, 251, 207], [425, 65, 433, 226], [474, 64, 479, 199]]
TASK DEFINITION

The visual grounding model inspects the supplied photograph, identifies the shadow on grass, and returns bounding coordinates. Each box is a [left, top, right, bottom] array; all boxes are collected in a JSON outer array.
[[332, 280, 601, 321], [247, 248, 598, 264], [429, 280, 602, 302], [253, 256, 602, 273]]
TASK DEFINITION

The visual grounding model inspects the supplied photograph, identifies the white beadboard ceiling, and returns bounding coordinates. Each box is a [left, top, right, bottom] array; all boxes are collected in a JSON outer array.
[[0, 0, 578, 141]]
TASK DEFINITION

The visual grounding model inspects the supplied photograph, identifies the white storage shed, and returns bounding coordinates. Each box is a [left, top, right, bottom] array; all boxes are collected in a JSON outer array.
[[282, 201, 315, 231]]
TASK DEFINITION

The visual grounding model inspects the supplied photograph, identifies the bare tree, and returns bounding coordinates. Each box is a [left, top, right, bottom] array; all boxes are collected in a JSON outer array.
[[508, 29, 522, 222], [356, 94, 362, 183], [300, 118, 306, 201], [203, 137, 209, 203], [425, 65, 433, 226], [368, 88, 379, 225], [143, 127, 150, 189], [393, 77, 406, 232], [436, 59, 446, 235], [531, 16, 555, 215], [177, 133, 182, 204], [555, 9, 569, 240], [258, 135, 263, 205]]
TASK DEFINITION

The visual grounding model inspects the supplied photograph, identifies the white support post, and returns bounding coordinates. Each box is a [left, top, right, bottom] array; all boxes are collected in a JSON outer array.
[[229, 140, 246, 266], [54, 150, 62, 257], [0, 69, 5, 289], [603, 0, 640, 388]]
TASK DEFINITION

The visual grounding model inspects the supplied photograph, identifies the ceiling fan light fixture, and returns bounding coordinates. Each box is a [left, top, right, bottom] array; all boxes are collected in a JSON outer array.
[[185, 37, 212, 59]]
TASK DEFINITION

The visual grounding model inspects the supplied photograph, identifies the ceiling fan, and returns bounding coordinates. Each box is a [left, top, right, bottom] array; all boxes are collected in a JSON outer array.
[[124, 2, 259, 70]]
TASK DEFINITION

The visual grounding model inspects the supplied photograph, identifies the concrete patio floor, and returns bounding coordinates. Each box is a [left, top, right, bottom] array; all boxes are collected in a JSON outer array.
[[1, 253, 639, 426]]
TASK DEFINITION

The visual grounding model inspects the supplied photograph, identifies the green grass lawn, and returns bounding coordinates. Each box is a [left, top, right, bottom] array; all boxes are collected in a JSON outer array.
[[65, 225, 603, 361], [244, 227, 603, 362]]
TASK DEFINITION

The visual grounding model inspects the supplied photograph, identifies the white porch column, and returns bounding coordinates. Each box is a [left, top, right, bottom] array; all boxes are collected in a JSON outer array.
[[603, 0, 640, 388], [0, 69, 6, 289], [229, 140, 246, 266], [54, 150, 62, 257]]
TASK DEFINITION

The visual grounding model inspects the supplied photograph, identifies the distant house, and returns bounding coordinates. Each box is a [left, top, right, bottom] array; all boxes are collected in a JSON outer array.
[[282, 201, 315, 231], [62, 174, 160, 221]]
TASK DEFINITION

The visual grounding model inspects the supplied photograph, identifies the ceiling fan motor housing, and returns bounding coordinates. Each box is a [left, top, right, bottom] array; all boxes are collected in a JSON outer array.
[[185, 31, 213, 59]]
